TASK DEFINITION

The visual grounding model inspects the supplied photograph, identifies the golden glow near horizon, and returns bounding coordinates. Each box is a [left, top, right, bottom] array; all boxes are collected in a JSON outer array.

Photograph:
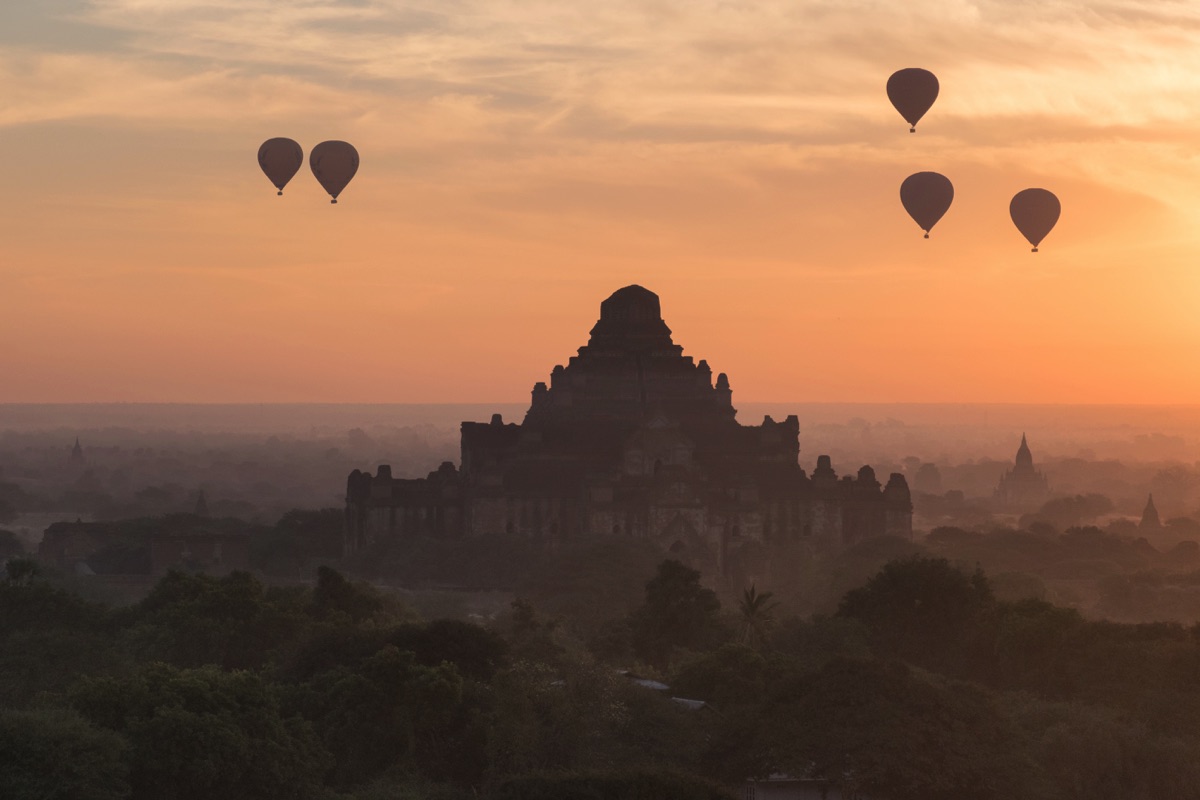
[[4, 1, 1200, 403]]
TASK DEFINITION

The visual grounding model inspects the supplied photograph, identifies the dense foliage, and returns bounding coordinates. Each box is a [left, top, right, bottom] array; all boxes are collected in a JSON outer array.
[[7, 552, 1200, 799]]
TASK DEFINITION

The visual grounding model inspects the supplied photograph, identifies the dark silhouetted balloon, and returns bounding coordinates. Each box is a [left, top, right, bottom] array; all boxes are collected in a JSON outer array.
[[887, 68, 939, 132], [1010, 188, 1060, 252], [257, 138, 304, 196], [900, 172, 954, 238], [310, 141, 359, 204]]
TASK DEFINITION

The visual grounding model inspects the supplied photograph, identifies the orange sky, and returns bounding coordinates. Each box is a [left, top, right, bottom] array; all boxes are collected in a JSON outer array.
[[4, 1, 1200, 403]]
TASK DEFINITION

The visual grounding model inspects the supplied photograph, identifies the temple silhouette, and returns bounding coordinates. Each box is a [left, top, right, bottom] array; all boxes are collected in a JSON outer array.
[[1140, 494, 1161, 530], [345, 285, 912, 582], [994, 433, 1051, 512]]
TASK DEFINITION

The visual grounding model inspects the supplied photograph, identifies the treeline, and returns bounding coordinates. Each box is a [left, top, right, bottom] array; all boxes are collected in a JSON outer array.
[[19, 509, 345, 578], [923, 524, 1200, 621], [7, 555, 1200, 799], [345, 518, 1200, 626]]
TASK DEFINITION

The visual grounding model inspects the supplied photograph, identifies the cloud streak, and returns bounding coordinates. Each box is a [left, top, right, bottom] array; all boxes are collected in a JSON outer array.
[[4, 0, 1200, 401]]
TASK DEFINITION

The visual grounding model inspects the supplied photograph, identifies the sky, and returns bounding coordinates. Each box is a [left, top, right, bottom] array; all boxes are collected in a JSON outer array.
[[4, 0, 1200, 404]]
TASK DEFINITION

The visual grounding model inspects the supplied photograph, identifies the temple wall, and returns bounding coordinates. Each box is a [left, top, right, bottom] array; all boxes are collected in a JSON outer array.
[[885, 507, 913, 539], [810, 499, 842, 544], [648, 506, 708, 546], [468, 497, 511, 536], [585, 508, 620, 536]]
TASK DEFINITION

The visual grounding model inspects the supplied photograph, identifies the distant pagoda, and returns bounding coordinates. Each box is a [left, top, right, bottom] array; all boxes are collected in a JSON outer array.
[[994, 433, 1050, 512], [1140, 494, 1161, 530]]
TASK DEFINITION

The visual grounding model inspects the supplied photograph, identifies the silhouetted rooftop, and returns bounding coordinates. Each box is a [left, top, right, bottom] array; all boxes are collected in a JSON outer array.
[[587, 285, 674, 352]]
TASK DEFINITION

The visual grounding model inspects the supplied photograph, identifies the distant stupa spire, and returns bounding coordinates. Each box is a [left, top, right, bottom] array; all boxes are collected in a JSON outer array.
[[1015, 433, 1033, 471], [194, 490, 210, 518], [1140, 493, 1161, 530], [70, 437, 84, 463], [994, 432, 1050, 511]]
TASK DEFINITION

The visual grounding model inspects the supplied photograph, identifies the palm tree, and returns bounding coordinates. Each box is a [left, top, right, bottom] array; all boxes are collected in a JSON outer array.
[[739, 583, 780, 650]]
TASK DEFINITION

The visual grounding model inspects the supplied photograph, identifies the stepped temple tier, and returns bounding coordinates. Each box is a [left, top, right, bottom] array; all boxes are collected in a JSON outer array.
[[345, 285, 912, 582]]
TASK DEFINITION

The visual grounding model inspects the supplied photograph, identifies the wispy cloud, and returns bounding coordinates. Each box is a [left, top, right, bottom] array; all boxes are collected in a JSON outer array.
[[8, 0, 1200, 147], [5, 0, 1200, 401]]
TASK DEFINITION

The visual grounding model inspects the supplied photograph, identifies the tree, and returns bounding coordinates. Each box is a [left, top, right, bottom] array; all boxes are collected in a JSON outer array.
[[630, 561, 723, 668], [289, 645, 468, 786], [130, 570, 309, 669], [837, 556, 994, 675], [670, 643, 766, 709], [312, 565, 385, 622], [0, 530, 20, 561], [0, 707, 129, 800], [988, 598, 1083, 692], [0, 566, 106, 637], [71, 664, 329, 800], [1004, 695, 1200, 800], [738, 584, 779, 650], [389, 618, 509, 681], [768, 658, 1036, 800], [486, 659, 693, 780], [1025, 494, 1115, 531], [4, 557, 41, 586], [823, 536, 926, 611]]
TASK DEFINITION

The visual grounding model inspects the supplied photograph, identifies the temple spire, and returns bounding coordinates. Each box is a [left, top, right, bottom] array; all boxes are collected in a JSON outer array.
[[995, 432, 1049, 510], [1140, 493, 1161, 529], [1015, 433, 1033, 471]]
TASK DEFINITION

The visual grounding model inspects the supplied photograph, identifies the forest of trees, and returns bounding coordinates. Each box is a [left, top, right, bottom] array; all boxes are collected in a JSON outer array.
[[7, 551, 1200, 799]]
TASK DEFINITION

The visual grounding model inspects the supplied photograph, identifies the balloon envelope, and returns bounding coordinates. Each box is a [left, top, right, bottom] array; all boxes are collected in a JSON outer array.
[[257, 138, 304, 195], [887, 68, 939, 132], [900, 172, 954, 237], [310, 141, 360, 203], [1010, 188, 1060, 252]]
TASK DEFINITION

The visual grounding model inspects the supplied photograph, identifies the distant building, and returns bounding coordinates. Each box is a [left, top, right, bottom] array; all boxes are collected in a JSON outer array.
[[994, 434, 1050, 512], [149, 530, 248, 575], [1140, 494, 1161, 530], [70, 437, 85, 464], [38, 516, 249, 576], [38, 519, 102, 573], [346, 285, 912, 585]]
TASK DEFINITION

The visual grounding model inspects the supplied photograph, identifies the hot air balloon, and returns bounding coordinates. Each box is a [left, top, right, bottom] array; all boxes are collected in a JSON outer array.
[[257, 138, 304, 196], [310, 141, 359, 204], [900, 172, 954, 238], [1010, 188, 1060, 252], [887, 68, 939, 132]]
